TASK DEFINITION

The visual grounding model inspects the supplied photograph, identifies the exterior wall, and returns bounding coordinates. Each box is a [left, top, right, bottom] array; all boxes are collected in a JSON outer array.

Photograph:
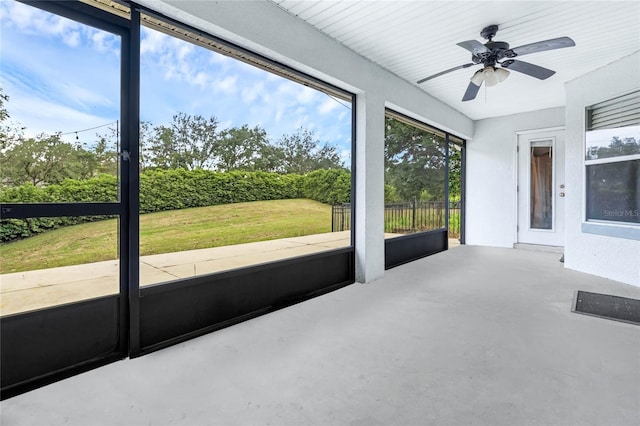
[[136, 0, 474, 283], [466, 108, 565, 247], [564, 52, 640, 286]]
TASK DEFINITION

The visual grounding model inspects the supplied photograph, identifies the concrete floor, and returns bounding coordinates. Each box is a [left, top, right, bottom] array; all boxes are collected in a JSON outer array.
[[2, 245, 639, 425]]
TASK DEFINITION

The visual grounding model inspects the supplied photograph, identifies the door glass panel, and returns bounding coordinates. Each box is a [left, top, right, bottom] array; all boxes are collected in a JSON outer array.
[[530, 141, 553, 230]]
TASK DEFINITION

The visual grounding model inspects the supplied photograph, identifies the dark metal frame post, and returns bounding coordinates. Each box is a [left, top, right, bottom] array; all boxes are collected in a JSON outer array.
[[127, 5, 141, 357], [350, 94, 357, 250], [460, 140, 466, 245], [117, 9, 132, 358], [444, 134, 450, 249]]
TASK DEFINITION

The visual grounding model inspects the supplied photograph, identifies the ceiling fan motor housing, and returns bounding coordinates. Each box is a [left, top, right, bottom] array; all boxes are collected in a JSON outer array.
[[473, 41, 514, 65]]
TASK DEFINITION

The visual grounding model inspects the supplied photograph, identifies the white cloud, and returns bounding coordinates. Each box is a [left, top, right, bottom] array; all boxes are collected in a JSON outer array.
[[296, 86, 317, 104], [2, 1, 85, 45], [212, 75, 238, 95], [208, 52, 231, 65], [141, 27, 168, 56], [63, 31, 81, 47], [340, 148, 351, 166], [274, 107, 284, 123], [91, 31, 108, 51], [91, 31, 119, 55], [276, 82, 317, 105], [7, 92, 116, 143], [176, 43, 194, 61], [56, 81, 114, 109], [241, 81, 265, 103], [219, 119, 233, 130], [295, 115, 314, 130], [318, 98, 339, 115], [192, 71, 210, 88]]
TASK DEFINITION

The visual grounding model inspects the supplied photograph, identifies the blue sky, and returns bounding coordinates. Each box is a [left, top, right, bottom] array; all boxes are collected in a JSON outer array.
[[0, 0, 352, 163]]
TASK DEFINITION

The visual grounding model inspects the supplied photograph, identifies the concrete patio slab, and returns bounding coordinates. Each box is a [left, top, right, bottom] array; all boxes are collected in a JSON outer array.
[[2, 245, 637, 426]]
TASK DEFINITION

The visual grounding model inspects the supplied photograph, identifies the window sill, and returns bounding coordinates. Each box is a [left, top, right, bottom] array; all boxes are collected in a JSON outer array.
[[582, 222, 640, 241]]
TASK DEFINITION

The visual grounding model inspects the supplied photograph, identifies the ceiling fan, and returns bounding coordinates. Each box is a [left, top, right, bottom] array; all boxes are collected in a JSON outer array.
[[417, 25, 575, 101]]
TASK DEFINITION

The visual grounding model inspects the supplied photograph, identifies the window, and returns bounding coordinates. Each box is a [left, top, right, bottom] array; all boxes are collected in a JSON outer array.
[[138, 13, 353, 287], [0, 0, 126, 314], [585, 90, 640, 225], [383, 111, 465, 239]]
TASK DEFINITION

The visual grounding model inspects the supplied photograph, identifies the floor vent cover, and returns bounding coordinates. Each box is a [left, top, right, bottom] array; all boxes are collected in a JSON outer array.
[[572, 291, 640, 326]]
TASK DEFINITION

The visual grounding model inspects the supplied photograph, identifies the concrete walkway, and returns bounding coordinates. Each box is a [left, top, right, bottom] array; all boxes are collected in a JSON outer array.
[[0, 231, 350, 316], [1, 232, 455, 316], [1, 245, 638, 425]]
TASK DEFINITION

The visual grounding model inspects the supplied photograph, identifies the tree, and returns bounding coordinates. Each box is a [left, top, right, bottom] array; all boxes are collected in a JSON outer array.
[[276, 128, 343, 174], [589, 136, 640, 159], [0, 88, 25, 151], [91, 123, 122, 176], [148, 113, 219, 170], [139, 120, 154, 171], [448, 145, 462, 200], [216, 125, 272, 172], [0, 134, 98, 186], [0, 88, 8, 123], [384, 116, 447, 201]]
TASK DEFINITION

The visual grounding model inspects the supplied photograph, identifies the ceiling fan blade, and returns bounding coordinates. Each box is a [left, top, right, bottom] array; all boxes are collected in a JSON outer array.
[[462, 82, 481, 102], [417, 63, 476, 84], [457, 40, 489, 56], [510, 37, 575, 56], [502, 60, 555, 80]]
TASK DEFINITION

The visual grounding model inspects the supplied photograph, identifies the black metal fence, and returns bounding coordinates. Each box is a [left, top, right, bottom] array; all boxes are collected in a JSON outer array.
[[332, 200, 462, 238]]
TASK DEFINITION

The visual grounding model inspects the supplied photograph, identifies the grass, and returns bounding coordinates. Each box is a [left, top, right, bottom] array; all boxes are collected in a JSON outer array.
[[0, 199, 332, 273]]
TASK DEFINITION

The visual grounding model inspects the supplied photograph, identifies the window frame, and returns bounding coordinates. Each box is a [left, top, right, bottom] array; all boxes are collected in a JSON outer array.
[[583, 90, 640, 230]]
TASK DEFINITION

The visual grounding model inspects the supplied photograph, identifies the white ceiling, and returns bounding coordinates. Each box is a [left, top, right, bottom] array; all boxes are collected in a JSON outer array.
[[269, 1, 640, 120]]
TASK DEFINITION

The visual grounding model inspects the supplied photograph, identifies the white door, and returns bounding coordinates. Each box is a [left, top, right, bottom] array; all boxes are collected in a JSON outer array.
[[517, 130, 565, 247]]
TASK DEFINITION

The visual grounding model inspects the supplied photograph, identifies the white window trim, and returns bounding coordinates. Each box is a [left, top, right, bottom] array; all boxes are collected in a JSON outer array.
[[582, 90, 640, 236]]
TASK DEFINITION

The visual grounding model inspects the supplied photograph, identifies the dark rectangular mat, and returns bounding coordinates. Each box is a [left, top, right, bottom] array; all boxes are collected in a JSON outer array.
[[572, 290, 640, 325]]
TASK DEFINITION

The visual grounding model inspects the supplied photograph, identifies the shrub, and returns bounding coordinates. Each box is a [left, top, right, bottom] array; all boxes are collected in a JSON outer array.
[[2, 170, 315, 242], [299, 169, 351, 204]]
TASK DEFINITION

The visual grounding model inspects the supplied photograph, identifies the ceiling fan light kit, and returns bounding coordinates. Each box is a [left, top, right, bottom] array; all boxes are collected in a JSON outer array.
[[417, 25, 575, 101], [472, 66, 509, 87]]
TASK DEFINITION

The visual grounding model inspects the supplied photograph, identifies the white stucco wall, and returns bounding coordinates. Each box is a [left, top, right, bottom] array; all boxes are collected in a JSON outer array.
[[137, 0, 474, 283], [466, 108, 565, 247], [564, 52, 640, 287]]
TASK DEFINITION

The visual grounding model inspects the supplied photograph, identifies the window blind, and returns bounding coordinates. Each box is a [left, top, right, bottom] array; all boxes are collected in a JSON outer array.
[[587, 90, 640, 130]]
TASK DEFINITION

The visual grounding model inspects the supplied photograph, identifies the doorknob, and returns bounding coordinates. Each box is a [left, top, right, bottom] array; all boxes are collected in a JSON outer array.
[[559, 192, 565, 197]]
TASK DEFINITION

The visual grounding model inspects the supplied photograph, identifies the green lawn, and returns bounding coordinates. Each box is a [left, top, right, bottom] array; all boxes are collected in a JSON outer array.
[[0, 198, 332, 273]]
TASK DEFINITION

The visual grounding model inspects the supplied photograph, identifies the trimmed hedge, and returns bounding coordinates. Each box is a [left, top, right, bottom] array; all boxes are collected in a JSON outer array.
[[0, 169, 352, 242], [139, 169, 306, 213]]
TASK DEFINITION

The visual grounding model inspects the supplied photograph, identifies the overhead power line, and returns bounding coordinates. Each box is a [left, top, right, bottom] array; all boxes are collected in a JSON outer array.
[[58, 120, 118, 136]]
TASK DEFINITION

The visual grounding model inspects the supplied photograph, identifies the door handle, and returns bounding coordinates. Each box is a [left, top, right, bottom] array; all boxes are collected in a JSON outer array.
[[559, 192, 565, 197]]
